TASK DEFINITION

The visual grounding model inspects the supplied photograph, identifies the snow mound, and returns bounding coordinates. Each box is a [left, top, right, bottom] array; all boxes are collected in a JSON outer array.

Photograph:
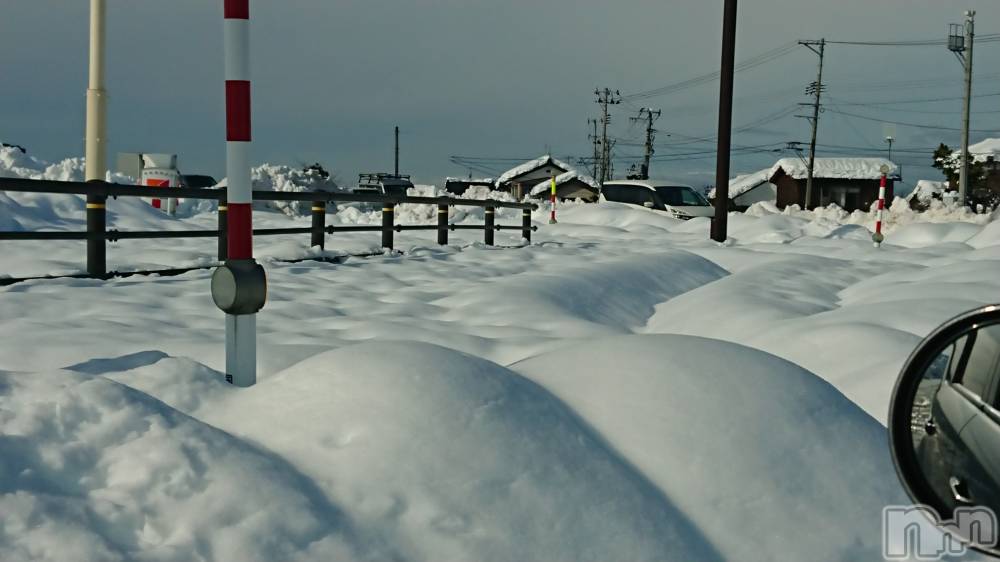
[[248, 164, 342, 217], [511, 334, 907, 562], [201, 342, 723, 562], [0, 369, 373, 562]]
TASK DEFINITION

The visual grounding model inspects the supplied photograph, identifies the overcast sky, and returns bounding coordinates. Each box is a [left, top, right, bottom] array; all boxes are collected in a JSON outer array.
[[3, 0, 1000, 189]]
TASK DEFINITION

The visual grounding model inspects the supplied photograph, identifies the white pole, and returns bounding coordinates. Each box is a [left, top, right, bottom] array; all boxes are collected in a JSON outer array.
[[224, 0, 258, 387], [85, 0, 108, 183]]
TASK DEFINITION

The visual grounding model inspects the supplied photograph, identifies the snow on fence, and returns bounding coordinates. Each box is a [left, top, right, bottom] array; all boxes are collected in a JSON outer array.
[[0, 178, 538, 280]]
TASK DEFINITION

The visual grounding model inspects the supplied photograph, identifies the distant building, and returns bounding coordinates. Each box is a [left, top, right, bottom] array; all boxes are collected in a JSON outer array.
[[769, 157, 899, 212], [495, 155, 572, 200], [528, 170, 600, 202], [709, 169, 776, 211]]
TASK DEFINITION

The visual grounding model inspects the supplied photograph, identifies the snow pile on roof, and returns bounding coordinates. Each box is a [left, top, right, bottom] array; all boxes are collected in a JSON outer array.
[[445, 177, 494, 184], [946, 138, 1000, 164], [496, 155, 573, 185], [708, 168, 772, 199], [528, 170, 600, 196], [769, 157, 899, 181]]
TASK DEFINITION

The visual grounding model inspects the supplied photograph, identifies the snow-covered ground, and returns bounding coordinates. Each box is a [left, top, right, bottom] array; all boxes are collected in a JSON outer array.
[[3, 149, 1000, 561]]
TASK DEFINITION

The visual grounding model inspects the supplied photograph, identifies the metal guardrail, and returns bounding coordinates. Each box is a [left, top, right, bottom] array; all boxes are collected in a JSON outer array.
[[0, 178, 539, 277]]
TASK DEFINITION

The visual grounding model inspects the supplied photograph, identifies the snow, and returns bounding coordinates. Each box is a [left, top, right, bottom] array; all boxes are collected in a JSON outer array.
[[527, 169, 600, 196], [948, 137, 1000, 164], [708, 168, 771, 199], [494, 154, 574, 185], [910, 179, 949, 202], [769, 157, 900, 181], [4, 148, 1000, 560]]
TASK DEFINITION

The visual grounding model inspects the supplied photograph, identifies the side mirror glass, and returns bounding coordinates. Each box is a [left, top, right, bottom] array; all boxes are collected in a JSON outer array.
[[889, 305, 1000, 556], [643, 201, 654, 208]]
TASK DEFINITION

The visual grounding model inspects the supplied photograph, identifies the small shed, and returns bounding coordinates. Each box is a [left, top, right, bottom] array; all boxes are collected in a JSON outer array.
[[528, 171, 600, 202], [709, 169, 777, 211], [768, 157, 899, 212], [495, 155, 572, 199]]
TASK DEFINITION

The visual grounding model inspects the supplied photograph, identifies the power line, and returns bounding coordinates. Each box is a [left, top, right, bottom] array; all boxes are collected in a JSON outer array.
[[826, 107, 999, 133], [623, 41, 800, 101], [824, 33, 1000, 47]]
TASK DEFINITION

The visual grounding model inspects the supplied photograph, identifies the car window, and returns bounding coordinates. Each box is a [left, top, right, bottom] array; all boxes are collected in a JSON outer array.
[[954, 323, 1000, 401], [655, 186, 707, 206], [634, 187, 655, 206], [602, 185, 628, 204]]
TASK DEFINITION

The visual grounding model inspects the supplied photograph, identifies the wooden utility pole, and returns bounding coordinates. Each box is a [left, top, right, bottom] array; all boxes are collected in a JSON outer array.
[[799, 38, 826, 210], [631, 108, 661, 180], [588, 118, 600, 178], [394, 126, 400, 176], [595, 88, 622, 184], [712, 0, 737, 243]]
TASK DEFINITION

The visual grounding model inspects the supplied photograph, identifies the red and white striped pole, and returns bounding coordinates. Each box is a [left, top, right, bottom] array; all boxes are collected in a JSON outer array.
[[873, 164, 888, 248], [211, 0, 266, 387], [549, 175, 558, 224]]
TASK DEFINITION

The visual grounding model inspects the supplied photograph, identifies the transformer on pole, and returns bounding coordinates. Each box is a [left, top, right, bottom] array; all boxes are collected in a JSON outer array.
[[211, 0, 267, 387]]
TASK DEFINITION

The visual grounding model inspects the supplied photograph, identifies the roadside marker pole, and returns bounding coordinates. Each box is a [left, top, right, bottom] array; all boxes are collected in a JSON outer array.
[[873, 165, 888, 248], [549, 175, 558, 224], [85, 0, 108, 277], [210, 0, 267, 387]]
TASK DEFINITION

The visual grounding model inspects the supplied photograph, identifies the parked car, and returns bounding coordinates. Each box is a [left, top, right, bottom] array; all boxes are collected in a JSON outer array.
[[601, 180, 714, 219], [889, 305, 1000, 556]]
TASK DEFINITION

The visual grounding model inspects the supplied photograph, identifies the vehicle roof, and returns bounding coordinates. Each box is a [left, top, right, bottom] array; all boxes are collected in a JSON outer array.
[[603, 179, 696, 189]]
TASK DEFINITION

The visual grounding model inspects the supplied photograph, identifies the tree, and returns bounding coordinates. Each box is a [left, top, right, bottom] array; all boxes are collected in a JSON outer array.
[[933, 143, 988, 191]]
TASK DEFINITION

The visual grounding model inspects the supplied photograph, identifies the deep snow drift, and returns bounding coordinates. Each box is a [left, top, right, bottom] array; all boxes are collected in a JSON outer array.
[[3, 149, 1000, 561]]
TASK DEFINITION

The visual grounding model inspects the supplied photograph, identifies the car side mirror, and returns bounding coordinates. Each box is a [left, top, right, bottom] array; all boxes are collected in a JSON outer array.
[[643, 201, 654, 209], [889, 304, 1000, 557]]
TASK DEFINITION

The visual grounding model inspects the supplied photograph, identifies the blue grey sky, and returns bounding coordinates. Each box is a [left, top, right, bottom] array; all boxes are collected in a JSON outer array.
[[3, 0, 1000, 190]]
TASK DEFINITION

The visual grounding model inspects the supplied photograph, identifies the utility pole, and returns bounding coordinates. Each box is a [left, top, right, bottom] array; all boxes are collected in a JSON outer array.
[[630, 108, 661, 180], [85, 0, 107, 183], [712, 0, 738, 243], [798, 38, 826, 210], [595, 88, 622, 184], [394, 126, 400, 176], [85, 0, 108, 277], [885, 136, 894, 161], [588, 118, 600, 178], [950, 12, 975, 206]]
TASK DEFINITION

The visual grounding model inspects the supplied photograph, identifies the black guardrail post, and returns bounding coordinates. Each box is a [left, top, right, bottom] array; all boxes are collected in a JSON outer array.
[[522, 208, 532, 244], [437, 203, 449, 245], [218, 193, 228, 261], [311, 200, 326, 249], [382, 203, 395, 250], [484, 206, 495, 246], [86, 180, 107, 277]]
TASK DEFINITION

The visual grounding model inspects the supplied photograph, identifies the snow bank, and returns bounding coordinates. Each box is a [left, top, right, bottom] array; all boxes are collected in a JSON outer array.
[[511, 335, 906, 561], [198, 342, 722, 562], [0, 368, 370, 562]]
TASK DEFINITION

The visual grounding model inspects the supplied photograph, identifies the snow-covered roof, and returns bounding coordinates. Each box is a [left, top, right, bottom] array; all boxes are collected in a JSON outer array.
[[529, 170, 600, 196], [496, 155, 573, 185], [948, 138, 1000, 164], [769, 158, 900, 181], [709, 169, 772, 199]]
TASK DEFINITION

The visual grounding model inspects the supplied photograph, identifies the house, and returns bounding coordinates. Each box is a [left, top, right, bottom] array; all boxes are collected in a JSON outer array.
[[528, 170, 600, 202], [709, 169, 777, 211], [768, 157, 899, 212], [444, 177, 495, 196], [495, 155, 572, 199]]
